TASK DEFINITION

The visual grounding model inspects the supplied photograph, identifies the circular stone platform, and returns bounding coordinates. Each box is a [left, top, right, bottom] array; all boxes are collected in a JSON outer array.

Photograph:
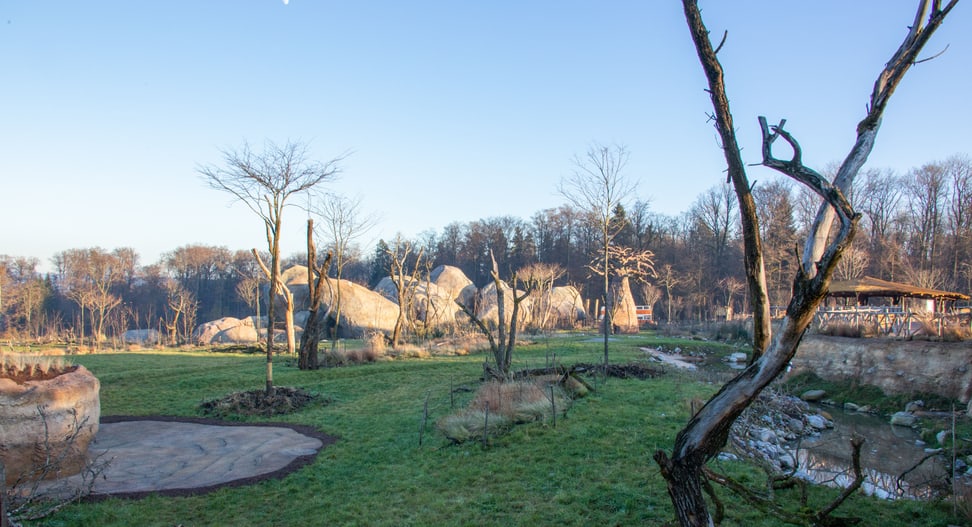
[[45, 416, 336, 499]]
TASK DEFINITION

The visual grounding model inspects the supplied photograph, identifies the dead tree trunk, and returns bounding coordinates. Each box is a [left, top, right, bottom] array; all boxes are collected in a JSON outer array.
[[298, 219, 333, 370], [657, 2, 958, 526]]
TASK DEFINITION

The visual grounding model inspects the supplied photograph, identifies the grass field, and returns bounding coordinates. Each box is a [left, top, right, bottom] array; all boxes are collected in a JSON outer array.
[[28, 334, 962, 526]]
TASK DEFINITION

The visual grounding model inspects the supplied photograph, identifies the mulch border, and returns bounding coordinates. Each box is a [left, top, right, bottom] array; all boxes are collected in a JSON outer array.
[[84, 415, 339, 501]]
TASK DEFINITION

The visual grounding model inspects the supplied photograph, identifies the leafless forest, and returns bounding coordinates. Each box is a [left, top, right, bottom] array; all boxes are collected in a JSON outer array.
[[1, 154, 969, 343]]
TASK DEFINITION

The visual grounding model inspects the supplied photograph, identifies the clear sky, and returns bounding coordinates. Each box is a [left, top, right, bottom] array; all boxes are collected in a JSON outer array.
[[1, 1, 968, 272]]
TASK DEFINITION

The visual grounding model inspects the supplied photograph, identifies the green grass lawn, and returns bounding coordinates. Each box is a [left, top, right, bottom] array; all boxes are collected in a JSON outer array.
[[32, 334, 962, 526]]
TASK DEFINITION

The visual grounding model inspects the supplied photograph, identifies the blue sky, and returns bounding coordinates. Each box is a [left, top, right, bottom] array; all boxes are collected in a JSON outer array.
[[1, 1, 968, 272]]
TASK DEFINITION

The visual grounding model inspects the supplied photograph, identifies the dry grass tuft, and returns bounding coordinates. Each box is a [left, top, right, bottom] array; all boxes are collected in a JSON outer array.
[[438, 379, 571, 443]]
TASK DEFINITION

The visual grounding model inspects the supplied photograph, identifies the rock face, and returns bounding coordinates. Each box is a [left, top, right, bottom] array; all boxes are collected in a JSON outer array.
[[788, 335, 972, 403], [0, 365, 101, 485]]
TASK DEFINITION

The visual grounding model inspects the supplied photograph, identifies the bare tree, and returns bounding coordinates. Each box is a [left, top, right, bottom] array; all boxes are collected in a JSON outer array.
[[455, 250, 532, 380], [718, 276, 745, 321], [199, 140, 343, 395], [655, 2, 958, 526], [944, 155, 972, 289], [657, 264, 681, 324], [313, 193, 377, 354], [164, 282, 198, 345], [518, 262, 565, 331], [52, 248, 132, 348], [559, 143, 637, 367], [386, 236, 424, 349]]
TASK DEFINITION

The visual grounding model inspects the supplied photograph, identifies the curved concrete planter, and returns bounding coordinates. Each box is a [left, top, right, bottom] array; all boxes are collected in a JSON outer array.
[[0, 365, 101, 485]]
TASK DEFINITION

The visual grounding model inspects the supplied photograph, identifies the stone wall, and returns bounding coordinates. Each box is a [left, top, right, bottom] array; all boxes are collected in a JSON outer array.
[[788, 335, 972, 403]]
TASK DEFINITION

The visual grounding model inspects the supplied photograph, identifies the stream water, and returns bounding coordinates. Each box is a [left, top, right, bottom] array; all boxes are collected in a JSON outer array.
[[793, 407, 949, 499]]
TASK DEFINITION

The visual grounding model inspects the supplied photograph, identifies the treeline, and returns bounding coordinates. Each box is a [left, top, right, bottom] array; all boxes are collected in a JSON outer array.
[[1, 154, 969, 343]]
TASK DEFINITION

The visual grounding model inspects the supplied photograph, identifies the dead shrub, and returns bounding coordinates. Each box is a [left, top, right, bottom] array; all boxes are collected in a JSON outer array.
[[364, 331, 387, 355]]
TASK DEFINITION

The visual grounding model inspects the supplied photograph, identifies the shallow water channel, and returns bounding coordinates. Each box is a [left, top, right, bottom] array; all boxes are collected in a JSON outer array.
[[793, 407, 948, 499]]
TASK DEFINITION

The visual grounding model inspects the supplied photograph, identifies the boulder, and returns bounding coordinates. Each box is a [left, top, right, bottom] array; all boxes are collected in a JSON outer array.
[[280, 265, 400, 338], [429, 265, 477, 307], [193, 317, 261, 345], [727, 352, 748, 363], [475, 281, 532, 326], [800, 389, 827, 402], [806, 414, 829, 430], [890, 411, 918, 427], [374, 276, 462, 328], [543, 286, 587, 328], [123, 328, 159, 345]]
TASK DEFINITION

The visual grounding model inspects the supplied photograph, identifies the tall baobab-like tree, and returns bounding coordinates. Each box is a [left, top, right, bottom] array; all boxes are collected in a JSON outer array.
[[199, 140, 343, 395], [559, 143, 636, 367], [655, 2, 959, 526]]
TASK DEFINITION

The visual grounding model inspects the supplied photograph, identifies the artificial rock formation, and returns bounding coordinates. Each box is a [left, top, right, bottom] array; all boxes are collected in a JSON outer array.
[[0, 365, 101, 485]]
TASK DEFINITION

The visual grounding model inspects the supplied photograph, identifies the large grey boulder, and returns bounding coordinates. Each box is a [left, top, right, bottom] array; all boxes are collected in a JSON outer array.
[[525, 285, 586, 330], [193, 317, 261, 345], [281, 265, 399, 338], [123, 329, 159, 345], [475, 281, 533, 326], [373, 276, 461, 328], [430, 265, 477, 307], [547, 286, 586, 326]]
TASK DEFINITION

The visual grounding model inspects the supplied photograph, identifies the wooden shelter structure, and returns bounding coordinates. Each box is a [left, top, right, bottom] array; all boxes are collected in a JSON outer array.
[[816, 276, 970, 336]]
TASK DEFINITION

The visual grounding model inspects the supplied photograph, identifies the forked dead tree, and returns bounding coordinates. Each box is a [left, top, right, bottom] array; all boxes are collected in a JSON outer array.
[[456, 250, 532, 381], [654, 2, 959, 526]]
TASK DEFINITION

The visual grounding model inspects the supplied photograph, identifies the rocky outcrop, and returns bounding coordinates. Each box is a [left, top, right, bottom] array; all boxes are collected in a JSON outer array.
[[0, 365, 100, 484], [789, 335, 972, 403]]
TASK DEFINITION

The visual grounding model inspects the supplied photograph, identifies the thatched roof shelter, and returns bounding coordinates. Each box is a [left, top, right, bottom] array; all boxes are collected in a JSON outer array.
[[827, 276, 969, 303]]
